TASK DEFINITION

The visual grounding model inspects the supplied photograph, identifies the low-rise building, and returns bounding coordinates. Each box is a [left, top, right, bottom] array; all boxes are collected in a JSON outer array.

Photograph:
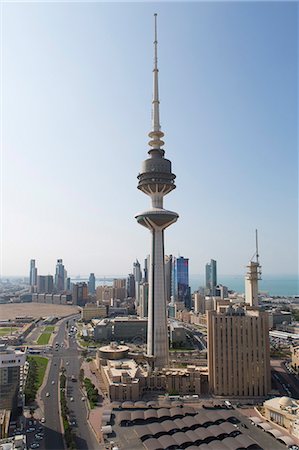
[[82, 303, 107, 321], [263, 396, 299, 438]]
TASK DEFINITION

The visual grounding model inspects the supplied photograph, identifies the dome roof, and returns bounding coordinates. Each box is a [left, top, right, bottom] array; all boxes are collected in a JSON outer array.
[[279, 396, 292, 407]]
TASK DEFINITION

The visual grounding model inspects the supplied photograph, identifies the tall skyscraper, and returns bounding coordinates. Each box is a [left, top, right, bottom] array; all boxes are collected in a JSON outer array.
[[164, 255, 173, 304], [135, 15, 178, 370], [29, 259, 37, 287], [207, 305, 271, 397], [88, 273, 96, 294], [133, 260, 142, 306], [143, 255, 150, 283], [37, 275, 54, 294], [54, 259, 66, 292], [205, 259, 217, 295], [126, 274, 135, 298], [173, 256, 191, 309], [72, 282, 88, 306], [245, 230, 261, 307]]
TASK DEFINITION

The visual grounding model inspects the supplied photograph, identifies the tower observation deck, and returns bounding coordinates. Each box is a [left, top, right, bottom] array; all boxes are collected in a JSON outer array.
[[135, 14, 178, 370]]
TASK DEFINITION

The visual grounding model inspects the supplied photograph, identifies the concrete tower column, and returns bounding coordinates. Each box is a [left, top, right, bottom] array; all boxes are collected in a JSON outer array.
[[135, 14, 178, 370]]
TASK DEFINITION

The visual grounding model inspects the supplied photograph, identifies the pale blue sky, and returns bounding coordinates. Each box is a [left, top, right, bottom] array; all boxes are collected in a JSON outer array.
[[1, 1, 298, 277]]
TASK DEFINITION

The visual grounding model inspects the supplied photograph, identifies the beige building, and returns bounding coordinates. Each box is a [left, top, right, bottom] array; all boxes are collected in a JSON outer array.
[[263, 396, 299, 438], [194, 293, 205, 314], [0, 410, 10, 439], [291, 346, 299, 374], [96, 286, 126, 304], [113, 279, 126, 289], [207, 305, 270, 397], [81, 303, 107, 321]]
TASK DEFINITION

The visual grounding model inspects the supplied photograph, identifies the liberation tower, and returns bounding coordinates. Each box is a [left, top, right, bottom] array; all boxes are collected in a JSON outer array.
[[135, 14, 178, 370]]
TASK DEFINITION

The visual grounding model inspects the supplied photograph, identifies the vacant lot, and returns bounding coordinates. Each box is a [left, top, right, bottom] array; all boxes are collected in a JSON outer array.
[[0, 303, 79, 320], [37, 332, 51, 345], [0, 327, 19, 336]]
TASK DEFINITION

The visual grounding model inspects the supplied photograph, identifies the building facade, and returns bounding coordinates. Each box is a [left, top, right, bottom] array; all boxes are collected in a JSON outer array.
[[205, 259, 217, 296], [207, 306, 271, 397], [29, 259, 37, 288], [88, 273, 96, 294], [0, 346, 26, 413]]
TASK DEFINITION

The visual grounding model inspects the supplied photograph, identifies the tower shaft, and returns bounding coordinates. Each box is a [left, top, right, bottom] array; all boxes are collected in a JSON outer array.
[[135, 15, 178, 371]]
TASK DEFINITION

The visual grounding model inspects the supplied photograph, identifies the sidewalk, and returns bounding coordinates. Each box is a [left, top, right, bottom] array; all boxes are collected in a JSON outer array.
[[82, 360, 112, 445]]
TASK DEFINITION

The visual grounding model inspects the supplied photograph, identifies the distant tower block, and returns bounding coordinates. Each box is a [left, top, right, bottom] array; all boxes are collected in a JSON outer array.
[[245, 230, 262, 307], [135, 14, 178, 370]]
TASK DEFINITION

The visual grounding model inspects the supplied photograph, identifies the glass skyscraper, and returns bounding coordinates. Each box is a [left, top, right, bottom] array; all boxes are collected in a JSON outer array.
[[172, 256, 191, 310], [205, 259, 217, 295]]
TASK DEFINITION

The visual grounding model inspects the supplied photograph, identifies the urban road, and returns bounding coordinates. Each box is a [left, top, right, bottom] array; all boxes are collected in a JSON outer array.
[[40, 315, 100, 450]]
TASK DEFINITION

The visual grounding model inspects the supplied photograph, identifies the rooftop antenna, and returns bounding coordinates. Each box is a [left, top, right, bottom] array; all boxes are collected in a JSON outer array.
[[255, 229, 259, 265]]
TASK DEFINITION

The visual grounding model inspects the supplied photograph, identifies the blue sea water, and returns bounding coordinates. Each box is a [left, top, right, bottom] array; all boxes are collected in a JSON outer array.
[[79, 274, 298, 297], [189, 274, 299, 297]]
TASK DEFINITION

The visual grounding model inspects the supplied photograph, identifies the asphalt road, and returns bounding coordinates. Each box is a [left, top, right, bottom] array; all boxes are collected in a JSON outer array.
[[35, 314, 99, 450], [271, 359, 299, 399]]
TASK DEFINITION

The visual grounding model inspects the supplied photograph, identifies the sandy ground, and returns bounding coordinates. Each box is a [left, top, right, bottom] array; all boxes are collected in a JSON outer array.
[[0, 303, 80, 320]]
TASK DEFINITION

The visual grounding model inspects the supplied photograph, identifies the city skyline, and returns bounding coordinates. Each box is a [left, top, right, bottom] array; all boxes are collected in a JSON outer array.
[[2, 2, 298, 277]]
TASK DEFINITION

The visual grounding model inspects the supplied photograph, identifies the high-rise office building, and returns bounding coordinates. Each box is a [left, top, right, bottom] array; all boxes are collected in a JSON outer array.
[[37, 275, 54, 294], [133, 260, 142, 306], [140, 282, 149, 318], [0, 345, 26, 413], [207, 305, 271, 397], [164, 255, 172, 304], [135, 15, 178, 370], [29, 259, 37, 287], [143, 255, 150, 283], [72, 282, 88, 306], [113, 278, 126, 289], [54, 259, 66, 292], [205, 259, 217, 295], [174, 256, 191, 310], [88, 273, 96, 294], [126, 274, 135, 298]]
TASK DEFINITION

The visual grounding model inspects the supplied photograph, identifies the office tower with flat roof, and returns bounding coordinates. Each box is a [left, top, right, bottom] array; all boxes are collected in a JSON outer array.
[[245, 230, 262, 307], [72, 282, 88, 306], [135, 15, 178, 370], [0, 346, 26, 414], [37, 275, 53, 294], [175, 256, 191, 310], [205, 259, 217, 295], [140, 282, 149, 318], [164, 255, 172, 304], [88, 273, 96, 294], [133, 260, 142, 307], [207, 305, 271, 397], [29, 259, 37, 287], [113, 278, 126, 289], [143, 255, 150, 283]]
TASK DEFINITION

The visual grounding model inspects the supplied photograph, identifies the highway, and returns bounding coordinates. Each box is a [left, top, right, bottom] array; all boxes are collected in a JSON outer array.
[[34, 315, 99, 450]]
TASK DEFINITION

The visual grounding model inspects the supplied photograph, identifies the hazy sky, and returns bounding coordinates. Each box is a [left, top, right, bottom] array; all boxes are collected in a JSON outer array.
[[1, 1, 298, 277]]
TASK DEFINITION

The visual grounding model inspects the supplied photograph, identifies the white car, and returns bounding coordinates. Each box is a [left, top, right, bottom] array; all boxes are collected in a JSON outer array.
[[46, 392, 50, 397], [51, 380, 55, 385], [70, 397, 74, 402], [40, 418, 46, 423], [81, 397, 85, 401]]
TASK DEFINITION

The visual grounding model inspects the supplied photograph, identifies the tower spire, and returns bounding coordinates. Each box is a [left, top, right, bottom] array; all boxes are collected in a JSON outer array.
[[148, 13, 165, 150]]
